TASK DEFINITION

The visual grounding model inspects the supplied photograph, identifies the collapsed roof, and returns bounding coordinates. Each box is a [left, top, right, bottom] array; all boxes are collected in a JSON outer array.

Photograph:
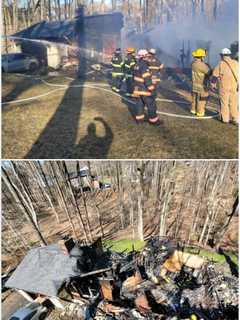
[[13, 12, 124, 43]]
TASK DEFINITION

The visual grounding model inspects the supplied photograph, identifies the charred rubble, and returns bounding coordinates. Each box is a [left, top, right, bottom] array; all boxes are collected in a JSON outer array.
[[6, 237, 238, 320]]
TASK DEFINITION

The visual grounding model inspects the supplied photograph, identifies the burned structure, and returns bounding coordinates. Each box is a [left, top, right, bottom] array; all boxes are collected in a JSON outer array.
[[67, 166, 111, 194], [11, 6, 123, 69], [5, 237, 238, 319]]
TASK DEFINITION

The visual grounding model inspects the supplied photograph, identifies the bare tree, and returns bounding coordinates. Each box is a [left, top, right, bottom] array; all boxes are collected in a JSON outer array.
[[2, 166, 47, 246], [2, 160, 238, 257]]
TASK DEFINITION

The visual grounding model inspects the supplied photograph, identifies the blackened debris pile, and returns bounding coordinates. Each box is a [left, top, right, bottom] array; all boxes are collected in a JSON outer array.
[[62, 237, 238, 319], [7, 237, 238, 320]]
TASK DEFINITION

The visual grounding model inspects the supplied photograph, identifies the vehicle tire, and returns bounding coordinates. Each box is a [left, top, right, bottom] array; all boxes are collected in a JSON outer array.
[[29, 62, 37, 72]]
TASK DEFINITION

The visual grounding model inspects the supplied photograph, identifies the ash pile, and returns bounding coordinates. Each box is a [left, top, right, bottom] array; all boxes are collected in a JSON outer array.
[[61, 238, 238, 320], [6, 237, 238, 320]]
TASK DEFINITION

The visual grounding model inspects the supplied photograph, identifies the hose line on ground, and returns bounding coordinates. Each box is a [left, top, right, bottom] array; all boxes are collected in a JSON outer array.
[[3, 73, 219, 120]]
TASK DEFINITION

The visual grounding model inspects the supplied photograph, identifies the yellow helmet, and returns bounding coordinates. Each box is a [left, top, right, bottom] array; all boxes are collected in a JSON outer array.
[[192, 48, 207, 58], [190, 315, 198, 320], [127, 47, 136, 54]]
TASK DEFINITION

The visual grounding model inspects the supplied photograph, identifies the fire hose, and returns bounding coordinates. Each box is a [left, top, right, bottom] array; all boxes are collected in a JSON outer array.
[[2, 73, 219, 120]]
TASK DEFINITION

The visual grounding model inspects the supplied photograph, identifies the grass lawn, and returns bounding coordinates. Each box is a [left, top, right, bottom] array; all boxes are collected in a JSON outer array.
[[2, 73, 238, 159], [103, 239, 238, 266], [197, 249, 238, 265], [103, 239, 145, 252]]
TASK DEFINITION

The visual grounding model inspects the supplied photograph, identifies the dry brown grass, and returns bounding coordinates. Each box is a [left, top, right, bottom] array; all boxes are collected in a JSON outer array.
[[2, 73, 238, 159]]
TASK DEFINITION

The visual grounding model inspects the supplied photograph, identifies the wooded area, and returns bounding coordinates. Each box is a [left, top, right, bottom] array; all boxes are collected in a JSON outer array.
[[2, 160, 238, 266], [2, 0, 225, 36]]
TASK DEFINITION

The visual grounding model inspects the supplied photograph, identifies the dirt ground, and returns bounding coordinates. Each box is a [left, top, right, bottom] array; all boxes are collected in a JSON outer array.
[[2, 71, 238, 159], [2, 290, 27, 320]]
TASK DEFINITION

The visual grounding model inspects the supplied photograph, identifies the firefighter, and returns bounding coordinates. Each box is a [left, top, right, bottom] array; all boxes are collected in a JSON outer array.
[[132, 49, 161, 126], [124, 47, 136, 96], [191, 48, 212, 117], [111, 48, 124, 93], [212, 48, 238, 125], [147, 48, 164, 89]]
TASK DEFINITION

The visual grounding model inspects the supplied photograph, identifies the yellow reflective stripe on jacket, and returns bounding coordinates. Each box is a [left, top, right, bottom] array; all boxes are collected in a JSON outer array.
[[112, 72, 124, 77], [133, 90, 151, 96], [134, 76, 144, 83], [148, 85, 155, 91], [142, 72, 151, 78], [152, 78, 161, 83], [125, 62, 136, 68], [149, 66, 160, 70], [112, 63, 123, 68]]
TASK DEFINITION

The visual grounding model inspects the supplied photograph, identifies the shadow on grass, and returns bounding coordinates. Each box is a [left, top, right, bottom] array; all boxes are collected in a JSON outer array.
[[2, 75, 39, 110], [73, 117, 113, 159], [25, 16, 114, 159], [25, 76, 85, 158], [218, 247, 238, 277]]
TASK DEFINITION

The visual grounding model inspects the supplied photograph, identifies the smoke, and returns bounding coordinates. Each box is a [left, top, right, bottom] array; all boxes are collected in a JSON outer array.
[[128, 0, 238, 67], [6, 36, 113, 67]]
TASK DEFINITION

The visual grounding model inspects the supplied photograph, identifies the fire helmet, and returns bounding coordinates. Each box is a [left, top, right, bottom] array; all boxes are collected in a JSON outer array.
[[138, 49, 149, 58], [115, 48, 121, 54], [192, 48, 207, 58], [149, 48, 156, 55], [126, 47, 136, 54], [221, 48, 231, 55]]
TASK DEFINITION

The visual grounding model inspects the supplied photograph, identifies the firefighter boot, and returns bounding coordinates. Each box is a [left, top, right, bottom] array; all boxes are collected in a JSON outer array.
[[149, 117, 162, 126]]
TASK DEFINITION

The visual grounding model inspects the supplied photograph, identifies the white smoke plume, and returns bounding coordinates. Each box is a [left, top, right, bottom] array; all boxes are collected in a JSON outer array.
[[126, 0, 238, 67]]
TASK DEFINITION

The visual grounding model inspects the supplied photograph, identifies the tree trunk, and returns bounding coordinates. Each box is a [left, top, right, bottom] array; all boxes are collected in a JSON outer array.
[[48, 0, 52, 21], [63, 161, 90, 242], [137, 194, 144, 241], [57, 0, 61, 20], [49, 162, 77, 238], [2, 167, 47, 246]]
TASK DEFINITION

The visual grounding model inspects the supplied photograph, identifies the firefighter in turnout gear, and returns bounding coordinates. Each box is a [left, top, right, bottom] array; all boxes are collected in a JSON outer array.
[[148, 48, 164, 89], [124, 47, 136, 96], [133, 49, 161, 126], [191, 48, 212, 117], [111, 48, 124, 92], [212, 48, 239, 124]]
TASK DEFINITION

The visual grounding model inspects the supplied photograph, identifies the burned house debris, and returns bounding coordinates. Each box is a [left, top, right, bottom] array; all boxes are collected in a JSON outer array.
[[5, 237, 238, 319], [10, 6, 123, 69], [67, 166, 111, 194]]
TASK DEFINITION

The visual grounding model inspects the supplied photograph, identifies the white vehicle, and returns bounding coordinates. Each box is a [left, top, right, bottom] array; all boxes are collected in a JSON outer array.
[[8, 302, 48, 320], [2, 53, 39, 73]]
